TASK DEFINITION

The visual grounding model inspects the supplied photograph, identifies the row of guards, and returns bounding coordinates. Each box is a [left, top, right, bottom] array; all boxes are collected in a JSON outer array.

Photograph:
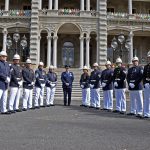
[[0, 50, 150, 119]]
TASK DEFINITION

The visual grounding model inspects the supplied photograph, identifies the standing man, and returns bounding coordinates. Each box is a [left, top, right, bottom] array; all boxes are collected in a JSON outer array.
[[113, 57, 127, 114], [46, 65, 57, 107], [143, 51, 150, 118], [80, 66, 90, 107], [0, 51, 11, 114], [61, 65, 74, 106], [34, 62, 46, 108], [9, 54, 23, 113], [101, 61, 114, 111], [89, 63, 101, 109], [22, 59, 34, 111], [127, 56, 143, 118]]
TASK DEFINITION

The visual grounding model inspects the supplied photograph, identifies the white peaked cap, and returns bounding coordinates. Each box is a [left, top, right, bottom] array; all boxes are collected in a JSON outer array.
[[116, 57, 122, 63], [13, 54, 20, 60], [39, 61, 44, 66], [93, 62, 98, 67], [105, 60, 111, 65], [147, 51, 150, 57], [49, 65, 54, 69], [132, 56, 139, 61], [26, 59, 32, 64], [83, 66, 88, 70], [0, 50, 7, 56]]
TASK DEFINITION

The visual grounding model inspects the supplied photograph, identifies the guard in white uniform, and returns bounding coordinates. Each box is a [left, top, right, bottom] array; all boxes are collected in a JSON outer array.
[[9, 54, 23, 113], [46, 65, 57, 106], [80, 66, 90, 107], [143, 51, 150, 118]]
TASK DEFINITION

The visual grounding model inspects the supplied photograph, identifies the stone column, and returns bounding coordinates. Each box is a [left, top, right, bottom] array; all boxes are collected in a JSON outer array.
[[128, 0, 132, 15], [129, 31, 134, 64], [39, 0, 42, 9], [96, 37, 98, 63], [2, 28, 8, 51], [5, 0, 9, 11], [37, 35, 41, 63], [49, 0, 52, 10], [47, 36, 52, 67], [86, 36, 90, 68], [80, 0, 84, 11], [86, 0, 90, 11], [53, 36, 58, 68], [54, 0, 58, 10], [80, 36, 84, 68]]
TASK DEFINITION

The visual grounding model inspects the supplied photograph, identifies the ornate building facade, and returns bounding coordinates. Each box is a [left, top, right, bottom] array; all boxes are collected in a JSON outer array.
[[0, 0, 150, 68]]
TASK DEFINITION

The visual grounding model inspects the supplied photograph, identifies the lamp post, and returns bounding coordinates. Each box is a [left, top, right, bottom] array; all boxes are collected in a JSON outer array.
[[111, 33, 131, 63]]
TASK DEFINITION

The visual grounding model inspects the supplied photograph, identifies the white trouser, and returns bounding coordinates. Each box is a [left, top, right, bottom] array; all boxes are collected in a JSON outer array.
[[9, 87, 21, 110], [46, 87, 56, 105], [115, 88, 126, 112], [0, 89, 8, 113], [90, 88, 100, 108], [34, 87, 45, 107], [130, 90, 143, 115], [103, 90, 113, 110], [23, 88, 33, 109], [144, 88, 150, 117], [82, 88, 90, 106]]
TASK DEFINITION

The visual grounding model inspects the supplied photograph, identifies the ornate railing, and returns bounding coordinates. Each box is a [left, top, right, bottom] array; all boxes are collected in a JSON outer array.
[[58, 9, 80, 16]]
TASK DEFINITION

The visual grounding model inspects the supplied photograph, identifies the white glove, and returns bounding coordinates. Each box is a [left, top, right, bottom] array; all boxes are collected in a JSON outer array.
[[51, 83, 55, 88], [41, 84, 45, 88], [66, 83, 69, 86], [90, 84, 94, 88], [144, 83, 150, 89], [80, 85, 84, 88], [6, 77, 10, 83], [31, 82, 34, 86], [114, 82, 118, 87], [18, 81, 23, 86], [102, 82, 106, 87], [129, 83, 135, 88]]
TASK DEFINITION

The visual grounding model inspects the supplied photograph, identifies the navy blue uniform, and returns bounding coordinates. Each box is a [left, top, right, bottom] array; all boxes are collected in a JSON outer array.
[[22, 67, 34, 89], [89, 70, 101, 89], [80, 73, 90, 89], [113, 66, 126, 89], [61, 71, 74, 106], [127, 66, 143, 90], [10, 64, 22, 87], [143, 63, 150, 86], [46, 71, 57, 88], [101, 69, 114, 91], [0, 60, 10, 90], [35, 68, 46, 88]]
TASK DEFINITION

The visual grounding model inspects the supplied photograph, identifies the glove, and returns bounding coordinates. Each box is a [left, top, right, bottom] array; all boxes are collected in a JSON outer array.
[[51, 83, 56, 88], [102, 82, 106, 87], [80, 85, 84, 88], [114, 82, 118, 87], [41, 84, 45, 88], [66, 83, 69, 86], [129, 83, 135, 88], [144, 83, 150, 89], [90, 84, 94, 88], [31, 82, 34, 86], [6, 77, 10, 83], [18, 81, 23, 87]]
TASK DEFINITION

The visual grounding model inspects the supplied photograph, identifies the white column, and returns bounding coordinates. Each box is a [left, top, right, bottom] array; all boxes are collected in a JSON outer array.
[[38, 36, 41, 63], [129, 31, 134, 64], [128, 0, 132, 15], [86, 36, 90, 68], [2, 28, 8, 51], [53, 36, 58, 68], [80, 36, 84, 68], [80, 0, 84, 11], [5, 0, 9, 11], [96, 37, 98, 63], [96, 0, 99, 11], [86, 0, 90, 11], [54, 0, 58, 10], [39, 0, 42, 9], [49, 0, 52, 10], [47, 36, 52, 67]]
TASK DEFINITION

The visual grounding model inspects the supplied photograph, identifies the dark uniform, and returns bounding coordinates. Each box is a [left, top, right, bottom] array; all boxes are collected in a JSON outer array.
[[127, 66, 143, 115], [61, 71, 74, 106]]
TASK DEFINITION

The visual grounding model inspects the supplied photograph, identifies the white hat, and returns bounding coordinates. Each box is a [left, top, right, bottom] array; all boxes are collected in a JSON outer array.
[[147, 51, 150, 57], [26, 59, 32, 64], [93, 63, 98, 67], [39, 61, 44, 66], [116, 57, 122, 63], [83, 66, 88, 70], [105, 60, 111, 65], [132, 56, 139, 62], [0, 51, 7, 56], [13, 54, 20, 60], [49, 65, 54, 69]]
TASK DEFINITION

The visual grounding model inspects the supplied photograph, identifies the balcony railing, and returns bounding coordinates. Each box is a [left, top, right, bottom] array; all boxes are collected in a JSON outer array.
[[0, 10, 31, 17]]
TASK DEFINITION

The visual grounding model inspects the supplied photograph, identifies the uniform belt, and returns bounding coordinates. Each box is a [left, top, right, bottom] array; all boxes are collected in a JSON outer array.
[[115, 78, 120, 81], [103, 80, 108, 82], [16, 78, 21, 80], [82, 82, 86, 84], [130, 80, 135, 83], [91, 80, 96, 82], [39, 79, 44, 81], [146, 78, 150, 81]]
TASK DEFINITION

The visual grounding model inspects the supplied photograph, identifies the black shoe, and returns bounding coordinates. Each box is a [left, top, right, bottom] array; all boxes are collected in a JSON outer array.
[[107, 109, 113, 112], [34, 106, 40, 109], [136, 114, 143, 119], [1, 111, 11, 115], [89, 106, 94, 108], [15, 109, 22, 112], [113, 110, 120, 113], [96, 107, 100, 110], [22, 108, 27, 111], [29, 107, 35, 110], [40, 105, 46, 108], [9, 110, 16, 113], [144, 116, 149, 119], [120, 111, 126, 115], [101, 108, 108, 111], [80, 104, 84, 107], [127, 113, 135, 116], [46, 105, 50, 107], [50, 104, 55, 106], [84, 105, 88, 107]]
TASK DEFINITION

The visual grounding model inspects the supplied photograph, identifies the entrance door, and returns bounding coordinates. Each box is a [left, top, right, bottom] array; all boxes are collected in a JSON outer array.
[[62, 42, 74, 66]]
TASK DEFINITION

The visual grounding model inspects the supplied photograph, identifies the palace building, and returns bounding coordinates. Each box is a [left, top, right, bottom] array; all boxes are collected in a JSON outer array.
[[0, 0, 150, 68]]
